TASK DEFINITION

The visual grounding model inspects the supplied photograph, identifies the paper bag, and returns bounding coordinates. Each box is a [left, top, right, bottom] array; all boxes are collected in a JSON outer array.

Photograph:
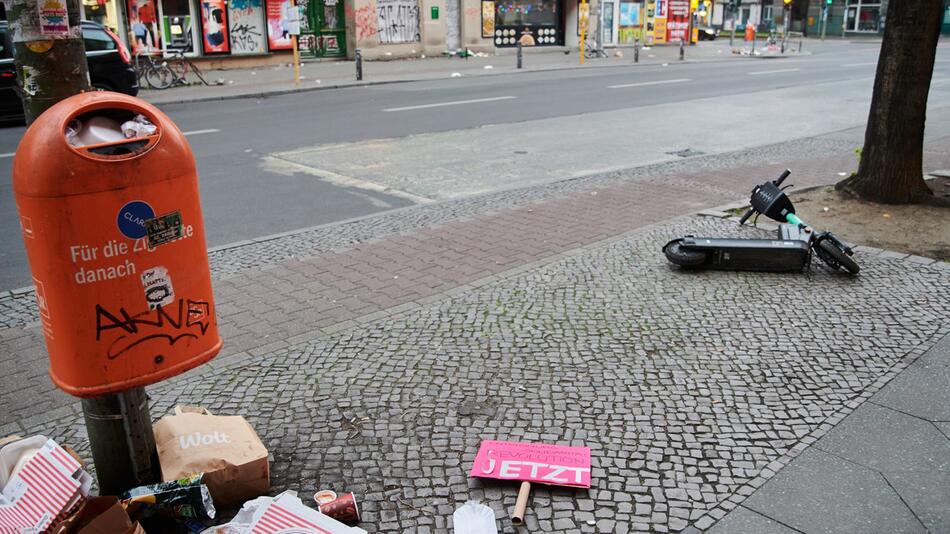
[[154, 406, 269, 506], [52, 496, 143, 534]]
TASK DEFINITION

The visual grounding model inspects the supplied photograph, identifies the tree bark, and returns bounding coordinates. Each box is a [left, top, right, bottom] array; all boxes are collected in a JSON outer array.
[[835, 0, 942, 204], [10, 0, 90, 124]]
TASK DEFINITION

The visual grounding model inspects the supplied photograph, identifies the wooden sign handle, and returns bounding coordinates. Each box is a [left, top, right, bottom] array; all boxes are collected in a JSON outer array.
[[512, 481, 531, 524]]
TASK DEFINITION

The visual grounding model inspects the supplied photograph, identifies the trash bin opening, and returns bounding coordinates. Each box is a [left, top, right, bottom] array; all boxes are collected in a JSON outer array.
[[65, 106, 161, 161]]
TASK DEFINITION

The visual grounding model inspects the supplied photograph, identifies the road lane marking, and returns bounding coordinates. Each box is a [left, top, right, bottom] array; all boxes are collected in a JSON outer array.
[[182, 128, 220, 136], [747, 68, 801, 76], [383, 96, 516, 112], [607, 78, 691, 89], [842, 62, 877, 67]]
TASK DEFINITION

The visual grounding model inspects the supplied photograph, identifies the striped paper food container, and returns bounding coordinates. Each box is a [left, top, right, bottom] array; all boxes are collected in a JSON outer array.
[[0, 440, 84, 533], [249, 493, 366, 534]]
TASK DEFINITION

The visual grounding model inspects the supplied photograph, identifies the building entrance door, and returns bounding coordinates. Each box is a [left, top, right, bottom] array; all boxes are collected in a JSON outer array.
[[303, 0, 346, 57]]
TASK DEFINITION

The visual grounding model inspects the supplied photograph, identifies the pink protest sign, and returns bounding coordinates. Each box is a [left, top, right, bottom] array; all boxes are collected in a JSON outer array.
[[469, 440, 591, 488]]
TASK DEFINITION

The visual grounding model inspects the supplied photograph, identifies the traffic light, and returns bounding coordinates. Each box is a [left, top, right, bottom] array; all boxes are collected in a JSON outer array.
[[783, 0, 792, 5], [826, 0, 832, 4]]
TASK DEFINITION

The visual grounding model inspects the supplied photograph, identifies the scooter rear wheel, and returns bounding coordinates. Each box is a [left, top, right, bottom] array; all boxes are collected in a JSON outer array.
[[663, 240, 708, 267], [816, 239, 860, 274]]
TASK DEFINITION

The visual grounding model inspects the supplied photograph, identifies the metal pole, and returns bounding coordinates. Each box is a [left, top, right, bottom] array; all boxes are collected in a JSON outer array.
[[517, 42, 522, 69], [730, 5, 736, 46], [679, 38, 684, 60], [355, 48, 363, 80], [82, 387, 160, 496], [751, 27, 755, 54], [820, 5, 828, 41], [634, 38, 639, 63], [9, 0, 90, 123]]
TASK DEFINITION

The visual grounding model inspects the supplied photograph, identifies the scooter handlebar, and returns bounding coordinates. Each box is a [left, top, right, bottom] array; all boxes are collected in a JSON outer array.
[[774, 168, 792, 187], [738, 207, 755, 225]]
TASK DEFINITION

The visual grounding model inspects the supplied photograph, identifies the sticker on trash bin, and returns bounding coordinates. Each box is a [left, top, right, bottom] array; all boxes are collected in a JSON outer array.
[[117, 200, 155, 239], [145, 210, 183, 248], [141, 266, 174, 309]]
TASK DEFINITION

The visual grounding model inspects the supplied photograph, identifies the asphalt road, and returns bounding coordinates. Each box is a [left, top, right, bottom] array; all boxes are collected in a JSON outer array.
[[1, 41, 948, 290]]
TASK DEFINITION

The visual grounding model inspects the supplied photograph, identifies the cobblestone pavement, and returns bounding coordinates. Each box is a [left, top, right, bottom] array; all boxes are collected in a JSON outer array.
[[5, 217, 949, 533], [3, 134, 950, 425], [0, 137, 865, 423]]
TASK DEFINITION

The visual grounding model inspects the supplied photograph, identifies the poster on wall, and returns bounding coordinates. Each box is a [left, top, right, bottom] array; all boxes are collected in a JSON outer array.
[[376, 0, 420, 44], [619, 2, 640, 26], [265, 0, 294, 50], [655, 0, 666, 18], [666, 0, 688, 41], [653, 16, 667, 43], [481, 0, 495, 38], [577, 1, 590, 35], [127, 0, 161, 54], [200, 0, 231, 53], [229, 0, 267, 54]]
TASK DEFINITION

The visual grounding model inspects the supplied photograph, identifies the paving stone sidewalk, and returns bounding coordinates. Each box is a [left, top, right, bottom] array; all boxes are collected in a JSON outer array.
[[1, 136, 949, 533]]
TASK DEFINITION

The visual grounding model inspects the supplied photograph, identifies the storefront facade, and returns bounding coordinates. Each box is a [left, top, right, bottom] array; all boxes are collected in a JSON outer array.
[[490, 0, 564, 47]]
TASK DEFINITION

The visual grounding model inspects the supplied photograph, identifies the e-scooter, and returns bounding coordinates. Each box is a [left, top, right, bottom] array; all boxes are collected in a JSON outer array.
[[663, 169, 860, 274]]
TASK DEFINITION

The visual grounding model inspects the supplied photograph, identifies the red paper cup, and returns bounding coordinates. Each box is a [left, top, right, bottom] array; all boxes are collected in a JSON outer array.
[[314, 490, 338, 506], [319, 492, 360, 524]]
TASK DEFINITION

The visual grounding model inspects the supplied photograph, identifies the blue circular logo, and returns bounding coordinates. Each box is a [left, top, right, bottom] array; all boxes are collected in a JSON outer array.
[[117, 201, 155, 239]]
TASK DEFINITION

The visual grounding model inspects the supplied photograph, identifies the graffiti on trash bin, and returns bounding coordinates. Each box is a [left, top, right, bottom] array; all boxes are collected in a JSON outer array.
[[95, 298, 213, 360]]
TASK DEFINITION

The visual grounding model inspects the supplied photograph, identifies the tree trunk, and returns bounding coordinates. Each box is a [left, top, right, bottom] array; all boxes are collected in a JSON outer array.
[[10, 0, 90, 124], [835, 0, 942, 204]]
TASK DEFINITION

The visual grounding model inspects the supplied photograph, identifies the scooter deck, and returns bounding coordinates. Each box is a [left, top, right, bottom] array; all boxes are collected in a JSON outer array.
[[678, 236, 810, 272]]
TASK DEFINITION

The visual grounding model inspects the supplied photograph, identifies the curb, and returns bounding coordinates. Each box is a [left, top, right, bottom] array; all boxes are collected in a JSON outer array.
[[142, 53, 798, 106]]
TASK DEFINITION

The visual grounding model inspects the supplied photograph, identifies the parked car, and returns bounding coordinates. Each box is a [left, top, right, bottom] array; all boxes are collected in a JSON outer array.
[[0, 20, 138, 123]]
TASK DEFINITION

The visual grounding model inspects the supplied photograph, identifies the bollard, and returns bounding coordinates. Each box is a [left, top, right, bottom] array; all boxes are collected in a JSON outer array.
[[517, 42, 522, 69], [634, 39, 639, 63], [355, 48, 363, 81], [780, 35, 785, 54], [799, 33, 803, 53], [679, 39, 684, 60]]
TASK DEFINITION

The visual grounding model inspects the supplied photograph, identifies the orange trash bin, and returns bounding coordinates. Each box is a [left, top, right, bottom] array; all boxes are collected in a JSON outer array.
[[745, 22, 755, 41], [13, 92, 222, 397]]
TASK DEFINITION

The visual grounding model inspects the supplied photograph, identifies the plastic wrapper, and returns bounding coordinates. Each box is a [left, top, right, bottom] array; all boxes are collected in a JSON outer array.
[[120, 473, 216, 521], [453, 501, 497, 534], [121, 114, 158, 139]]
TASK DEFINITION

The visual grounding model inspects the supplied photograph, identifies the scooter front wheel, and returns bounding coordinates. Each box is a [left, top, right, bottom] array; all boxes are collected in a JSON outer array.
[[816, 239, 860, 275], [663, 239, 708, 268]]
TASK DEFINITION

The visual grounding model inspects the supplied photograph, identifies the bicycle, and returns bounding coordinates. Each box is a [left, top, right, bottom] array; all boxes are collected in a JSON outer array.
[[165, 50, 214, 87], [134, 52, 175, 90], [583, 37, 609, 59]]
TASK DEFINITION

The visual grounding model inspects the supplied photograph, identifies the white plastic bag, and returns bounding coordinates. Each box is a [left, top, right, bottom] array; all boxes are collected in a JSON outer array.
[[453, 501, 497, 534]]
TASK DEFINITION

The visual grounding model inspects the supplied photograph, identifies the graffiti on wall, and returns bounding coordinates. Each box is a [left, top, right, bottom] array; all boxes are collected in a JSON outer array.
[[376, 0, 420, 44], [355, 4, 379, 40], [229, 0, 266, 54]]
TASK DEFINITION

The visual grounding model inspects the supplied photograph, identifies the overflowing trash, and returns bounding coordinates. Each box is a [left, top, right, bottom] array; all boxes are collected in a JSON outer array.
[[65, 113, 157, 148], [120, 114, 158, 139], [153, 406, 269, 507], [120, 474, 216, 522], [201, 492, 365, 534], [452, 501, 497, 534], [0, 436, 94, 532], [2, 409, 372, 533]]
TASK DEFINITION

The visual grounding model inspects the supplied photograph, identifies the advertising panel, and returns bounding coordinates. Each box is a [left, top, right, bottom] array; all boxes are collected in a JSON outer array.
[[127, 0, 161, 54], [265, 0, 294, 50], [228, 0, 267, 54], [667, 0, 689, 42], [200, 0, 231, 53]]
